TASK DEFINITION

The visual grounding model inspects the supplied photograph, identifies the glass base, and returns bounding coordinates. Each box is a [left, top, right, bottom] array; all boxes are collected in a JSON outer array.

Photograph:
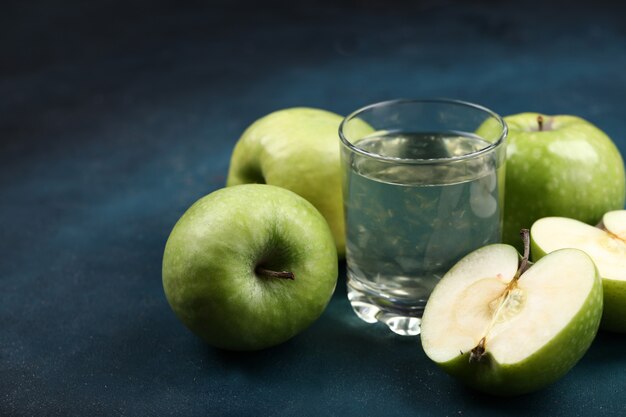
[[346, 275, 426, 336]]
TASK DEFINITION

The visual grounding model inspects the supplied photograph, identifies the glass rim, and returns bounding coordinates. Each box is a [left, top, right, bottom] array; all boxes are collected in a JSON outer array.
[[338, 98, 508, 165]]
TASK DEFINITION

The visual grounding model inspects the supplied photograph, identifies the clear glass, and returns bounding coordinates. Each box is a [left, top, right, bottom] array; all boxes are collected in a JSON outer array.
[[339, 99, 507, 336]]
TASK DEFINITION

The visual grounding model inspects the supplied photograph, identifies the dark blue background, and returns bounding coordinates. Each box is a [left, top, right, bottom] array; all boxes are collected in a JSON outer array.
[[2, 0, 626, 415]]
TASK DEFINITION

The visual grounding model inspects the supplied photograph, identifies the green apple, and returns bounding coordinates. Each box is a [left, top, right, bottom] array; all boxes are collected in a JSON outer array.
[[500, 113, 624, 248], [420, 231, 602, 395], [226, 107, 371, 257], [162, 184, 338, 351], [531, 211, 626, 332]]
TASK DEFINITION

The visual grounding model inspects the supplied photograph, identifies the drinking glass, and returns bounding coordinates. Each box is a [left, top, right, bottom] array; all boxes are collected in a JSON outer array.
[[339, 99, 507, 335]]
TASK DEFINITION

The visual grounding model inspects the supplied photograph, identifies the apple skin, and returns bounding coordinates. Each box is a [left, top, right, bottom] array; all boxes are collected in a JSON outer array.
[[501, 113, 625, 249], [423, 245, 602, 396], [601, 278, 626, 332], [227, 108, 369, 257], [162, 184, 338, 351]]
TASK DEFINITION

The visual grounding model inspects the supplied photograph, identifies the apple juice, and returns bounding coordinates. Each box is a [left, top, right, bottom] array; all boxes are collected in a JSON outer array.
[[343, 132, 503, 323]]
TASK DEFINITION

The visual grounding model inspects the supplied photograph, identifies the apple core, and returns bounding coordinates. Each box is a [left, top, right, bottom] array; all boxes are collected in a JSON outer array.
[[469, 230, 531, 362]]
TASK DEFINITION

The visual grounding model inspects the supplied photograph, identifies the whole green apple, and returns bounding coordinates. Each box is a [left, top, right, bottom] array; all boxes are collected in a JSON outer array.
[[162, 184, 338, 351], [531, 211, 626, 332], [421, 231, 602, 395], [500, 113, 624, 248], [226, 107, 370, 257]]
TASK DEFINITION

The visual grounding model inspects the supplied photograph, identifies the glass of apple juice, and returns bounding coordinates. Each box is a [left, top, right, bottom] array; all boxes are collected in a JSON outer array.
[[339, 99, 507, 336]]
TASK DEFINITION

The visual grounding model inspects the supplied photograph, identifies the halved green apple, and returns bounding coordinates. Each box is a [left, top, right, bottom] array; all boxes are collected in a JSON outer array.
[[421, 233, 602, 396], [531, 211, 626, 332]]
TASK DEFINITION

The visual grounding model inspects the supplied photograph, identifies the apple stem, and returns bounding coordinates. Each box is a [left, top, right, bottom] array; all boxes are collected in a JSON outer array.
[[255, 266, 295, 280], [470, 337, 487, 363], [515, 228, 531, 280], [537, 115, 543, 131]]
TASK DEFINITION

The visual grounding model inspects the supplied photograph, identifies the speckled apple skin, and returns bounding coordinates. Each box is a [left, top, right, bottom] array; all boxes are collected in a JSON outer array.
[[226, 108, 371, 257], [502, 113, 625, 250], [162, 184, 338, 351], [598, 278, 626, 332]]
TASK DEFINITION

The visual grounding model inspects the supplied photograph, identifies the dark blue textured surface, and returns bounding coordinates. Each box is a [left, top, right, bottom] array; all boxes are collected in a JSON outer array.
[[2, 1, 626, 415]]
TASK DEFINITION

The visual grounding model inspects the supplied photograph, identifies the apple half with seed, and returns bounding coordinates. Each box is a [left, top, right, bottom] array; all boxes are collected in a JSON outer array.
[[532, 211, 626, 332], [421, 231, 602, 396]]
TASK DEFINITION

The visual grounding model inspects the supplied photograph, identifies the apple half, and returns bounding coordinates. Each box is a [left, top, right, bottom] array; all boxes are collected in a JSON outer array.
[[421, 233, 602, 395], [531, 211, 626, 332]]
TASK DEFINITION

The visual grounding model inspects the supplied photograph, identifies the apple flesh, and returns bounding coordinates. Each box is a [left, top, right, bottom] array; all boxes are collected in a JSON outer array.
[[499, 113, 625, 249], [421, 234, 602, 395], [162, 184, 338, 351], [531, 211, 626, 332]]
